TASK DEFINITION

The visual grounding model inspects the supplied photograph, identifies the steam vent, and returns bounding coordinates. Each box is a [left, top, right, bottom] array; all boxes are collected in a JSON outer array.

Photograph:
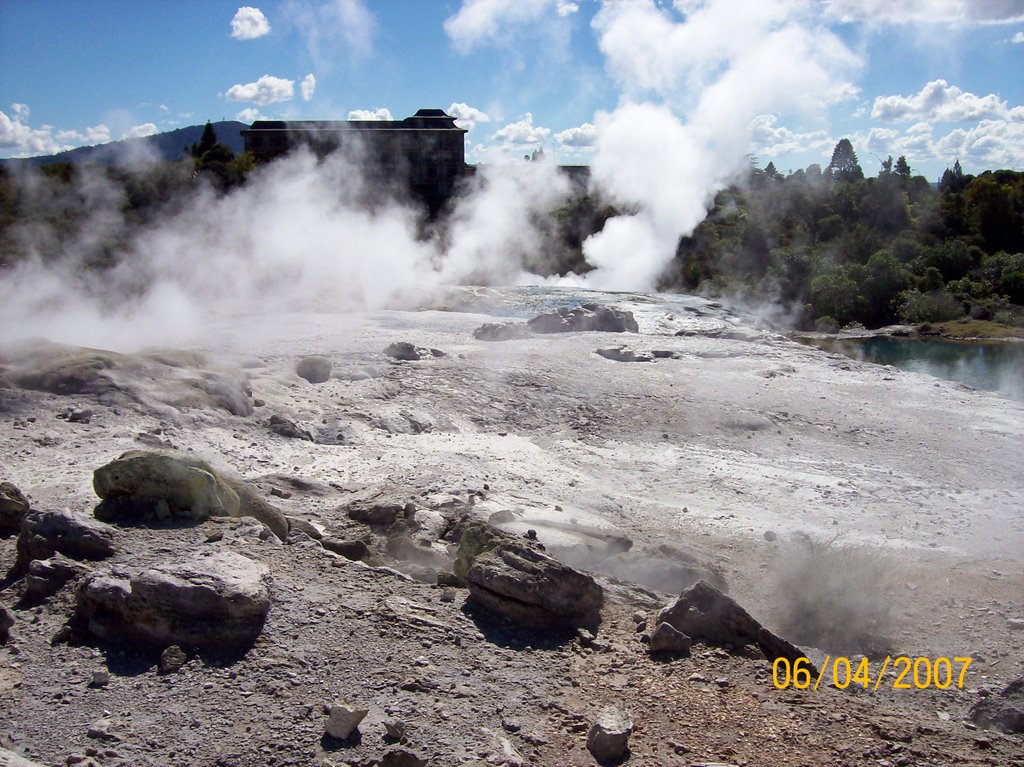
[[241, 108, 467, 212]]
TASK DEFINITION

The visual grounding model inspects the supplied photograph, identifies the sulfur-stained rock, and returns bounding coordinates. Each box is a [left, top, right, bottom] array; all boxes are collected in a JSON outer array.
[[75, 550, 272, 651], [0, 481, 30, 537], [466, 543, 603, 631], [453, 520, 514, 582], [92, 450, 288, 540]]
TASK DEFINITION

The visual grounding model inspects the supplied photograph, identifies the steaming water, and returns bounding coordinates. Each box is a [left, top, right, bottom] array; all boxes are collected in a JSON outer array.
[[814, 336, 1024, 401]]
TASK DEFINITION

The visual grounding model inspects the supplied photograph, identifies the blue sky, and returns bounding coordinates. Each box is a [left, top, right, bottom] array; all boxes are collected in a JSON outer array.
[[1, 0, 1023, 179]]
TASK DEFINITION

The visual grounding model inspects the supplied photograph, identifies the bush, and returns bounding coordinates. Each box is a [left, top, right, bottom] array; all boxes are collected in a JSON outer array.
[[773, 536, 895, 655], [898, 290, 964, 323], [814, 316, 839, 333]]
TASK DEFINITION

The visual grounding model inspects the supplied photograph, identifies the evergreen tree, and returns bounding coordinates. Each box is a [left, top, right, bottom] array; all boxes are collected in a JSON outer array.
[[191, 121, 218, 158], [894, 156, 911, 179], [826, 138, 864, 182]]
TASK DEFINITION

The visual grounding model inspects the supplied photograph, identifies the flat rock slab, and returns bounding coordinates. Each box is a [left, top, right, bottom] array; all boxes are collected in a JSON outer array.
[[466, 542, 603, 631], [75, 550, 272, 651]]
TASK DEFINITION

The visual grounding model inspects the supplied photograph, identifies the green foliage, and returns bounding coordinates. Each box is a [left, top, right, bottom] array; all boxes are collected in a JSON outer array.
[[898, 290, 964, 324], [826, 138, 864, 183]]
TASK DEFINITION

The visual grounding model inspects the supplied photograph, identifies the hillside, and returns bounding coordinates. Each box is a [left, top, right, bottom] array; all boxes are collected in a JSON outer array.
[[0, 121, 248, 168]]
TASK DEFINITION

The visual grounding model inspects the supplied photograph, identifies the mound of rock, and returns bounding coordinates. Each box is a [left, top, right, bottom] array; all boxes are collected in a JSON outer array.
[[472, 322, 532, 342], [657, 580, 808, 666], [466, 543, 603, 631], [0, 481, 30, 536], [93, 450, 288, 540], [453, 520, 515, 581], [527, 303, 639, 334], [23, 553, 93, 604], [14, 509, 116, 576], [75, 550, 272, 651], [968, 676, 1024, 734], [385, 342, 446, 361]]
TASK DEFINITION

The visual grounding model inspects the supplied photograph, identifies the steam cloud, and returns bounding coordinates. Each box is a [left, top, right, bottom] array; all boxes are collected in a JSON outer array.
[[2, 0, 861, 351]]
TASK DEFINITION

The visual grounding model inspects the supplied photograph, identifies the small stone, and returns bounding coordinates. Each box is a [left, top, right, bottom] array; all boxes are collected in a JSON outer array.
[[89, 671, 110, 688], [715, 677, 730, 688], [68, 408, 94, 424], [325, 703, 368, 741], [1008, 618, 1024, 631], [383, 719, 407, 741], [763, 530, 777, 542], [380, 749, 428, 767], [160, 645, 187, 674], [586, 705, 633, 764], [439, 588, 456, 603], [86, 718, 121, 742]]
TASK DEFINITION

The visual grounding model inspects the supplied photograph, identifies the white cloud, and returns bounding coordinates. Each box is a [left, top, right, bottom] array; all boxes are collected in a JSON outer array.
[[123, 123, 158, 139], [749, 114, 832, 157], [231, 6, 272, 39], [447, 102, 491, 131], [1012, 31, 1024, 42], [347, 108, 393, 121], [236, 108, 262, 123], [300, 73, 316, 101], [0, 103, 111, 157], [225, 75, 295, 105], [872, 79, 1024, 123], [823, 0, 1024, 25], [444, 0, 571, 52], [492, 113, 551, 146], [555, 122, 597, 148], [286, 0, 375, 67]]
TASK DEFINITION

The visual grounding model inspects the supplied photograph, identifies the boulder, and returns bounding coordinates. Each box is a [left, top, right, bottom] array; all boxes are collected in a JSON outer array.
[[14, 509, 116, 575], [325, 703, 368, 741], [527, 304, 639, 334], [586, 706, 633, 764], [296, 355, 332, 384], [380, 749, 428, 767], [0, 748, 48, 767], [23, 553, 93, 603], [657, 580, 809, 668], [472, 323, 531, 342], [385, 342, 445, 361], [75, 550, 272, 651], [0, 482, 30, 537], [650, 622, 692, 655], [347, 501, 411, 529], [321, 538, 372, 562], [466, 543, 603, 631], [0, 605, 12, 644], [93, 450, 288, 540], [968, 676, 1024, 734]]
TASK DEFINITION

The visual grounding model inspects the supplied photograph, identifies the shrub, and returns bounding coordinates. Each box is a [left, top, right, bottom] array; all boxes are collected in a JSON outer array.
[[898, 290, 964, 323]]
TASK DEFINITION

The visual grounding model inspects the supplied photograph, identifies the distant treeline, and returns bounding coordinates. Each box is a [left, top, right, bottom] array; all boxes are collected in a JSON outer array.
[[1, 127, 1021, 331]]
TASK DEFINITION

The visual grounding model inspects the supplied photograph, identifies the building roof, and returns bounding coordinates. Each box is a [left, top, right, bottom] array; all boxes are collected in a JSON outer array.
[[243, 108, 466, 134]]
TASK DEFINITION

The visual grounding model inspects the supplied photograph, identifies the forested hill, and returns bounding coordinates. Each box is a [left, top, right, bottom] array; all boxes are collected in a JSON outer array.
[[0, 121, 247, 168]]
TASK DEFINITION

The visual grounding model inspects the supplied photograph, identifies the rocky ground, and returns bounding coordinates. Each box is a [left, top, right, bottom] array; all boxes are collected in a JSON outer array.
[[1, 287, 1022, 767]]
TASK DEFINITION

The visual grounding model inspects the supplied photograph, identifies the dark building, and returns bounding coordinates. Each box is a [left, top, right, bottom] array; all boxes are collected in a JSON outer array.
[[241, 108, 467, 212]]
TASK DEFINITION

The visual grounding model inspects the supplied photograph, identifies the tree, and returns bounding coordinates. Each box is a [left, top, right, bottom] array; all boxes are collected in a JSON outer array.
[[939, 159, 966, 194], [191, 121, 218, 158], [826, 139, 864, 183], [894, 156, 911, 179]]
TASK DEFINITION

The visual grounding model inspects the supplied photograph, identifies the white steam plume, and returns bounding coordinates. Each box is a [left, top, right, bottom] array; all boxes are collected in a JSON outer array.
[[569, 0, 861, 291]]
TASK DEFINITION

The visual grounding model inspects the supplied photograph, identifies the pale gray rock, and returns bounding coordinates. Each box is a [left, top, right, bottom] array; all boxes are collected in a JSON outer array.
[[75, 551, 272, 650], [650, 622, 692, 655], [596, 346, 654, 363], [472, 322, 531, 342], [14, 509, 116, 575], [325, 702, 368, 740], [93, 450, 288, 540], [0, 481, 30, 536], [295, 355, 332, 384], [466, 543, 603, 631], [586, 705, 633, 764]]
